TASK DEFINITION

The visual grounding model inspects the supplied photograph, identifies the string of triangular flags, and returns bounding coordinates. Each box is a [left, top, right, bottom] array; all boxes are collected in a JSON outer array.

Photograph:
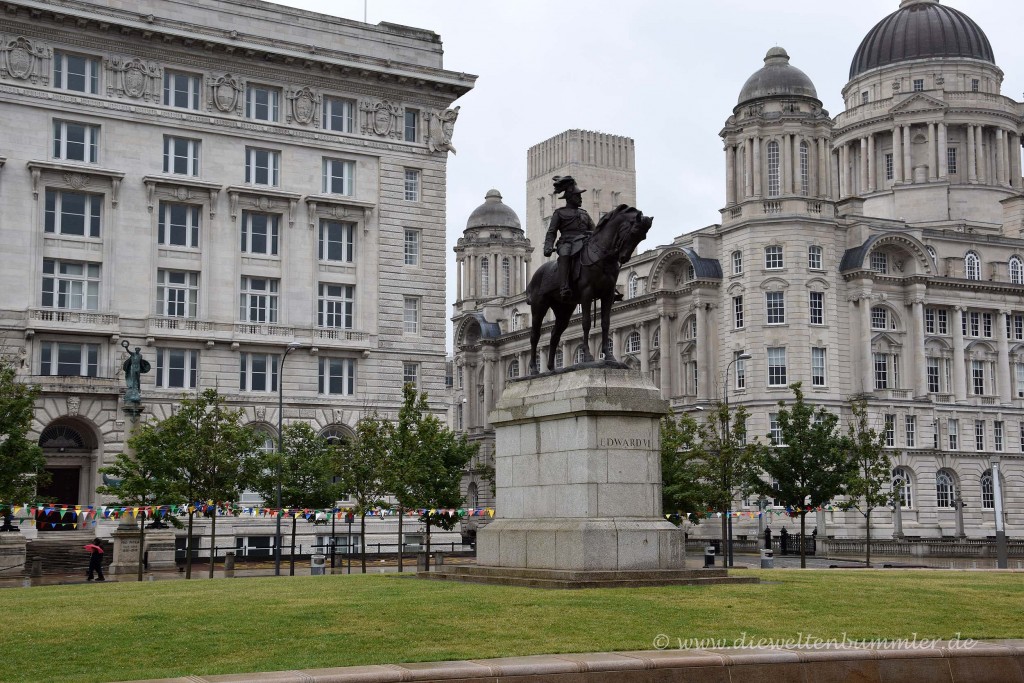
[[667, 504, 837, 523], [0, 502, 497, 527]]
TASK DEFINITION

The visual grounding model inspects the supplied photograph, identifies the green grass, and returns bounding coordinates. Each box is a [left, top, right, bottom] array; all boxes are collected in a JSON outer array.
[[2, 570, 1022, 683]]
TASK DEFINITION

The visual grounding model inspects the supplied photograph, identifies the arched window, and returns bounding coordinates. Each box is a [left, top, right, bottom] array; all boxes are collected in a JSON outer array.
[[507, 359, 520, 379], [573, 345, 586, 365], [319, 425, 350, 446], [501, 257, 511, 295], [467, 482, 479, 509], [964, 251, 981, 280], [766, 140, 780, 197], [981, 470, 995, 510], [936, 470, 955, 508], [927, 245, 937, 266], [480, 256, 490, 294], [628, 272, 639, 299], [510, 308, 520, 332], [626, 331, 641, 354], [651, 327, 660, 349], [871, 306, 895, 330], [1010, 256, 1024, 285], [799, 141, 810, 196], [554, 348, 564, 369], [38, 424, 88, 449], [685, 263, 695, 282], [892, 467, 913, 509]]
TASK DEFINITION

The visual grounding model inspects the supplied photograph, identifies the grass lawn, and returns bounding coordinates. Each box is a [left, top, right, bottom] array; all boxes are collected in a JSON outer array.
[[2, 569, 1022, 683]]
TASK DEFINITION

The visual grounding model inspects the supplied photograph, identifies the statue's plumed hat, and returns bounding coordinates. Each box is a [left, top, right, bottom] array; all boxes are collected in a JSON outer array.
[[552, 175, 585, 197]]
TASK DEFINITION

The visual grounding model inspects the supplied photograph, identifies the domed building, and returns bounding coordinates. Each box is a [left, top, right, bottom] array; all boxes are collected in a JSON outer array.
[[452, 0, 1024, 548]]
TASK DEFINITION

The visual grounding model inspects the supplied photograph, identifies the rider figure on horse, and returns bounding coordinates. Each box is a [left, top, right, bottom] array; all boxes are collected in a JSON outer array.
[[543, 176, 594, 302]]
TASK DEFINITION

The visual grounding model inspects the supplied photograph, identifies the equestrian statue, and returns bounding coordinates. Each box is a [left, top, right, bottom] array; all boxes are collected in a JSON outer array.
[[527, 175, 653, 374]]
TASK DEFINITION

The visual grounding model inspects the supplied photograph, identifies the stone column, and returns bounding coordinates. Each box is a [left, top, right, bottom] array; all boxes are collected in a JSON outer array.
[[867, 133, 876, 192], [752, 136, 762, 198], [998, 310, 1012, 404], [659, 313, 672, 399], [893, 126, 904, 183], [465, 360, 478, 427], [524, 254, 532, 288], [860, 296, 875, 394], [782, 134, 793, 195], [745, 138, 754, 198], [902, 125, 913, 182], [976, 126, 986, 184], [860, 137, 869, 194], [695, 304, 709, 401], [967, 124, 978, 183], [1011, 133, 1022, 190], [468, 255, 476, 299], [952, 307, 967, 401], [456, 256, 463, 301], [928, 122, 937, 181], [912, 298, 928, 397], [996, 128, 1008, 187], [817, 136, 828, 198], [838, 144, 847, 198], [482, 350, 495, 427], [938, 122, 949, 180], [793, 134, 803, 194], [725, 145, 736, 205], [639, 321, 650, 376]]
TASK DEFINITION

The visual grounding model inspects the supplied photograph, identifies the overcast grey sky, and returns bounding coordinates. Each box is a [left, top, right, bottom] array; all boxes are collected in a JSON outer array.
[[277, 0, 1024, 344]]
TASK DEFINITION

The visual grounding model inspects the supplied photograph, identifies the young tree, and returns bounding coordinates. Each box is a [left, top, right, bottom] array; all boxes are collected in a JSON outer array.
[[335, 415, 390, 574], [660, 411, 706, 519], [840, 399, 892, 568], [129, 389, 263, 578], [0, 360, 48, 531], [251, 421, 338, 575], [754, 383, 852, 568]]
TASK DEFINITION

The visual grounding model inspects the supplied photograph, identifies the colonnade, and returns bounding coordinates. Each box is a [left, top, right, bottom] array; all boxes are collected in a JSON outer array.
[[724, 134, 831, 204], [455, 251, 532, 300]]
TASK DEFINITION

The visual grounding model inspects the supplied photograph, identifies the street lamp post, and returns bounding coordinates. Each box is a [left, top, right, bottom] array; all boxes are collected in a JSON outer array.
[[274, 341, 302, 577], [723, 352, 752, 569]]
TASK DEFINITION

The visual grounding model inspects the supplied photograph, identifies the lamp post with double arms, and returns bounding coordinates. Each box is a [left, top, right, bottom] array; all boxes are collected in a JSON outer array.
[[274, 341, 302, 577], [722, 352, 752, 568]]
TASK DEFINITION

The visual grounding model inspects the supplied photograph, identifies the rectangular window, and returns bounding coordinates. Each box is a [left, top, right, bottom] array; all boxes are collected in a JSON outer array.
[[983, 313, 992, 338], [811, 347, 827, 387], [947, 148, 958, 175], [975, 420, 985, 451], [969, 311, 980, 337], [769, 413, 784, 446], [885, 153, 894, 181], [884, 415, 896, 447], [1020, 423, 1024, 453], [861, 91, 869, 105], [766, 291, 785, 324], [809, 291, 824, 325], [322, 96, 355, 133], [318, 357, 356, 395], [913, 79, 924, 92], [323, 158, 354, 195], [245, 85, 280, 121], [53, 120, 98, 163], [157, 202, 201, 248], [318, 220, 354, 262], [871, 307, 888, 330], [971, 359, 987, 395], [163, 136, 200, 176], [870, 252, 888, 274], [948, 418, 958, 450], [1014, 314, 1024, 341], [937, 309, 948, 335], [1016, 363, 1024, 398], [403, 297, 419, 334], [239, 352, 279, 392], [735, 353, 746, 390], [245, 147, 280, 186], [403, 361, 419, 388], [971, 78, 980, 92], [41, 259, 100, 311], [163, 71, 201, 110], [156, 269, 199, 318], [39, 342, 99, 377], [927, 357, 940, 393], [404, 169, 420, 201], [404, 109, 418, 142], [732, 251, 743, 275], [241, 212, 280, 256], [764, 245, 783, 269], [733, 296, 744, 329], [994, 421, 1004, 452], [239, 276, 279, 323], [767, 347, 787, 386], [44, 190, 101, 238], [53, 51, 99, 94], [404, 229, 420, 266], [874, 352, 890, 390], [905, 415, 916, 448], [807, 245, 822, 270], [317, 283, 354, 329], [925, 308, 936, 334], [155, 348, 199, 389]]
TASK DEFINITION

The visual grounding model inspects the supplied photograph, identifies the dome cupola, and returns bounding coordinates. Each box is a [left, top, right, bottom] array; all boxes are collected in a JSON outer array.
[[736, 47, 819, 109], [466, 189, 521, 232]]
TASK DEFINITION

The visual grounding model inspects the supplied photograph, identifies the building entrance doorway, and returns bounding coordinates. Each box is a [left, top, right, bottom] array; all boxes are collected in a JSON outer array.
[[37, 420, 96, 531], [35, 468, 80, 531]]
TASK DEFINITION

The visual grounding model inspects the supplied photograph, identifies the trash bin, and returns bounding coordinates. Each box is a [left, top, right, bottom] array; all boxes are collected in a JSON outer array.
[[310, 553, 326, 576], [703, 545, 716, 568], [760, 549, 774, 569]]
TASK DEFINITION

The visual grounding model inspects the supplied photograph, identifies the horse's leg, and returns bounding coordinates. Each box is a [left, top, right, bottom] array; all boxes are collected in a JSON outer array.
[[600, 293, 616, 362], [529, 302, 547, 375], [548, 305, 571, 371], [580, 297, 594, 362]]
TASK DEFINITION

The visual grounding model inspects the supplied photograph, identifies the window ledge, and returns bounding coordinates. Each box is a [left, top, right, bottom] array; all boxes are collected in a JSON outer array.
[[305, 194, 376, 230], [143, 175, 223, 216], [227, 186, 302, 227], [28, 160, 125, 204]]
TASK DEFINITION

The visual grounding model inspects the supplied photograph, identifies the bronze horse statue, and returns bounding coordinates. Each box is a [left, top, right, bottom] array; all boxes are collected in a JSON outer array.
[[526, 205, 653, 374]]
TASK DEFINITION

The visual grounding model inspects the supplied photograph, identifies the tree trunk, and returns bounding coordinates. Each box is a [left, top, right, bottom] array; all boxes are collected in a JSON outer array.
[[208, 508, 217, 579], [425, 516, 432, 559], [360, 512, 367, 574], [720, 511, 728, 565], [397, 506, 404, 573], [799, 511, 807, 569], [289, 514, 297, 576], [865, 509, 872, 568], [186, 510, 194, 579], [136, 511, 146, 582]]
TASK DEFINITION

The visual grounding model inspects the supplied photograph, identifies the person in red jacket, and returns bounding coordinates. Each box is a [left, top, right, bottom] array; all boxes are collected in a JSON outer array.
[[84, 538, 105, 581]]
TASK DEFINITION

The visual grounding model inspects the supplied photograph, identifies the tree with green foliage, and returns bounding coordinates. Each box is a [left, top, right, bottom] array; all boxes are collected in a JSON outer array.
[[0, 360, 48, 532], [840, 399, 892, 568], [335, 415, 391, 574], [660, 411, 705, 522], [128, 389, 263, 578], [754, 383, 852, 568], [251, 421, 339, 575]]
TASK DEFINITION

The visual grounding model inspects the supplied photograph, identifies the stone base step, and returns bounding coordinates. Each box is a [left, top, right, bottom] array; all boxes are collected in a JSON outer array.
[[419, 565, 758, 589]]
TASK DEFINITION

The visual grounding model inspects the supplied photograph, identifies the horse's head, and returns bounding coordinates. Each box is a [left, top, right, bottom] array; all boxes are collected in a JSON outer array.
[[616, 211, 653, 265]]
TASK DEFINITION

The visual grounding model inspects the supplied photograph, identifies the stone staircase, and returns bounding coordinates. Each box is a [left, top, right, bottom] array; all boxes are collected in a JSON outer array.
[[419, 565, 758, 589], [23, 534, 112, 576]]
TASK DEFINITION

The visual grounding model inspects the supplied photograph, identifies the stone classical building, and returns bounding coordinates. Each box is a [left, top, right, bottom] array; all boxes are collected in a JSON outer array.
[[0, 0, 473, 542], [452, 0, 1024, 542]]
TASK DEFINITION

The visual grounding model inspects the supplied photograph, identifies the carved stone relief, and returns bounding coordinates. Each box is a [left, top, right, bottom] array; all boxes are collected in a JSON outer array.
[[66, 395, 80, 416], [106, 56, 160, 102], [254, 405, 267, 421], [287, 86, 319, 126], [0, 36, 50, 84], [360, 99, 401, 138], [208, 73, 242, 114], [425, 105, 460, 154]]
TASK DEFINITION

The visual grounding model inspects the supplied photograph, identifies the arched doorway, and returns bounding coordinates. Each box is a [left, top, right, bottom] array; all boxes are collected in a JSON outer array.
[[36, 419, 98, 531]]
